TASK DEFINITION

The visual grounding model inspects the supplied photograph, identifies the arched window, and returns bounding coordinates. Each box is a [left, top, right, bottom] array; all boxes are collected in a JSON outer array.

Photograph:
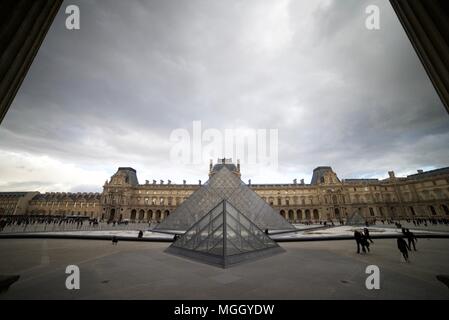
[[130, 209, 136, 220], [138, 209, 145, 221], [305, 209, 311, 220], [280, 210, 285, 218], [313, 209, 319, 220]]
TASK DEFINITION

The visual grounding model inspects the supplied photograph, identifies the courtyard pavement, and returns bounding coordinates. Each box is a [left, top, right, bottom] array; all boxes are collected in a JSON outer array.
[[0, 238, 448, 299]]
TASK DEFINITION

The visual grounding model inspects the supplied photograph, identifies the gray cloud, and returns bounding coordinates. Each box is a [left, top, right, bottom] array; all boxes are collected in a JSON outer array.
[[0, 0, 448, 191]]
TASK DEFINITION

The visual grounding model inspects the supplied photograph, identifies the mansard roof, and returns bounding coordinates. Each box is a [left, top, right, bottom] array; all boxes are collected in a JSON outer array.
[[32, 192, 101, 201], [407, 167, 449, 180]]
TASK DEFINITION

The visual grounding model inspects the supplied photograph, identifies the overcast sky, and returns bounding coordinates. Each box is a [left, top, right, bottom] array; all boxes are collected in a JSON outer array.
[[1, 0, 449, 193]]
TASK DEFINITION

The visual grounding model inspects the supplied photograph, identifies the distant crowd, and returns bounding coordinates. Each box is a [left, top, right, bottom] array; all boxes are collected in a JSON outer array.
[[378, 217, 449, 227], [0, 216, 96, 231], [0, 215, 157, 232], [309, 217, 449, 228]]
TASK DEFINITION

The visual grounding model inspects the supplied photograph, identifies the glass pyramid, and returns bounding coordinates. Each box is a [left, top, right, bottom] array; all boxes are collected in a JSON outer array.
[[156, 166, 294, 232], [346, 211, 366, 225], [165, 200, 285, 268]]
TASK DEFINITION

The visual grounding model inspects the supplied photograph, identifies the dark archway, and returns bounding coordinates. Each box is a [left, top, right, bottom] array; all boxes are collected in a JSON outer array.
[[305, 209, 311, 220], [280, 210, 286, 219], [138, 209, 145, 221], [296, 209, 302, 220], [334, 208, 340, 219]]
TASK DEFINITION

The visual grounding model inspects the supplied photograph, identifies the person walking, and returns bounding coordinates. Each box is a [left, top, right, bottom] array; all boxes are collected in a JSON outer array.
[[405, 229, 418, 251], [397, 236, 410, 262], [354, 230, 365, 254], [363, 228, 374, 244], [360, 234, 370, 253]]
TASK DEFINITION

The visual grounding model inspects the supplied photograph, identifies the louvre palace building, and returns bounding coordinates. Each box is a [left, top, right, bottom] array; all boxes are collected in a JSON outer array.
[[1, 159, 449, 223]]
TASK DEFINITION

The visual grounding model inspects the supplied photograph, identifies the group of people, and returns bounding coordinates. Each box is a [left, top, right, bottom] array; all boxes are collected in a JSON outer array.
[[0, 215, 96, 231], [353, 227, 418, 263], [353, 228, 374, 254], [0, 215, 159, 233], [377, 218, 449, 227]]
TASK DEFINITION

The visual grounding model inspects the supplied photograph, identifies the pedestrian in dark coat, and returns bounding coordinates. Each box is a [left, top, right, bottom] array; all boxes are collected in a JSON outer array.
[[363, 228, 374, 243], [397, 236, 410, 262], [405, 229, 417, 251], [360, 234, 370, 253], [354, 230, 365, 254]]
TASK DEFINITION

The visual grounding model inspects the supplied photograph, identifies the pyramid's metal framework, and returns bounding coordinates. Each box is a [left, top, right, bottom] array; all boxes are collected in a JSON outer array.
[[346, 211, 366, 225], [165, 200, 285, 268], [155, 166, 294, 232]]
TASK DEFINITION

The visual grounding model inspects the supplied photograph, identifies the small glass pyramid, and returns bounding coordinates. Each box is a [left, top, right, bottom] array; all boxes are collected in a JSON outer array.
[[165, 200, 285, 268], [346, 211, 366, 225]]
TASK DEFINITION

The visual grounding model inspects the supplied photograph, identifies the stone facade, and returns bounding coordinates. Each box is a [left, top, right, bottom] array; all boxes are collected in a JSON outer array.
[[1, 162, 449, 222], [26, 192, 101, 217], [0, 192, 39, 215]]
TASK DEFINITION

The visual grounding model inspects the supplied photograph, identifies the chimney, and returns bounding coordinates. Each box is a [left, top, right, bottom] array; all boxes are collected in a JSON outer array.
[[300, 179, 305, 185], [199, 180, 202, 185], [417, 169, 423, 174], [237, 159, 240, 172], [388, 171, 395, 179], [183, 180, 186, 185], [209, 159, 213, 172]]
